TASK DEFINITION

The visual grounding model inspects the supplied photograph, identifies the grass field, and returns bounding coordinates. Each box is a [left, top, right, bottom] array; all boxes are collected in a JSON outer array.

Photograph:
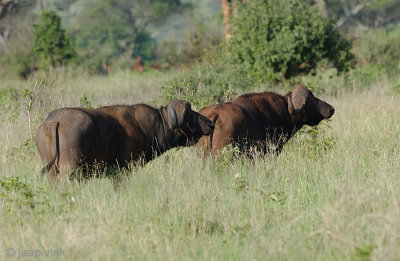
[[1, 70, 400, 260]]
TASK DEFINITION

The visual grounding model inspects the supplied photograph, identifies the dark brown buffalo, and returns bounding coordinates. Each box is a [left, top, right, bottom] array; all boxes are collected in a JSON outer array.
[[36, 100, 214, 181], [196, 85, 335, 156]]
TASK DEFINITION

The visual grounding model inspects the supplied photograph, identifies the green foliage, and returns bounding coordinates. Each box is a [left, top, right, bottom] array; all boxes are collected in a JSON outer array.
[[325, 0, 400, 27], [0, 177, 35, 211], [353, 27, 400, 73], [0, 177, 50, 214], [161, 47, 254, 107], [343, 65, 384, 89], [15, 57, 36, 79], [79, 93, 94, 109], [0, 87, 18, 107], [216, 144, 241, 167], [351, 245, 376, 261], [161, 63, 248, 108], [72, 0, 153, 72], [233, 173, 249, 194], [161, 72, 200, 105], [6, 138, 37, 161], [145, 0, 187, 23], [162, 0, 356, 104], [225, 0, 355, 82], [161, 72, 213, 108], [305, 82, 319, 93], [196, 53, 253, 97], [32, 11, 76, 70], [0, 86, 20, 120], [391, 83, 400, 93], [294, 120, 337, 158], [71, 0, 186, 73], [157, 14, 223, 66]]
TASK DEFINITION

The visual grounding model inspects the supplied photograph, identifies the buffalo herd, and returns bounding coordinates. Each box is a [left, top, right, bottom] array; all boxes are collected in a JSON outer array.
[[35, 85, 334, 181]]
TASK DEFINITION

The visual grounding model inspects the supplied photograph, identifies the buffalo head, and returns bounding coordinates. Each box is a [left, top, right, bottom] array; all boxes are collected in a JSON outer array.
[[162, 100, 214, 146], [288, 85, 335, 126]]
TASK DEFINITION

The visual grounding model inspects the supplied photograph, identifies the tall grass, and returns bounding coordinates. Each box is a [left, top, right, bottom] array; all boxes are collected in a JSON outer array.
[[0, 70, 400, 260]]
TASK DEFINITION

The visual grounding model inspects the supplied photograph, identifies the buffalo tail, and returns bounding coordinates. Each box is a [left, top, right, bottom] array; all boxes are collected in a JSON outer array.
[[41, 122, 60, 177], [207, 113, 219, 155]]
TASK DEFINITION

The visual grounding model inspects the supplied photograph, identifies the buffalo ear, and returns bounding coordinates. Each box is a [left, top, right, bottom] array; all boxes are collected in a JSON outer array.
[[165, 104, 179, 130], [165, 100, 189, 129], [291, 85, 310, 113]]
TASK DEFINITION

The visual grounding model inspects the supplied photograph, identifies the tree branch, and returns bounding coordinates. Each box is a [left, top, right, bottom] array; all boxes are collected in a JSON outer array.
[[337, 0, 377, 28], [340, 0, 350, 15], [0, 0, 16, 19]]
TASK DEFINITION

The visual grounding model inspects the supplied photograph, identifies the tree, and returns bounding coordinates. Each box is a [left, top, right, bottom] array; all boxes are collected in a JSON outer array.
[[324, 0, 400, 28], [32, 10, 76, 70], [226, 0, 355, 82], [0, 0, 33, 46], [71, 0, 186, 72], [0, 0, 18, 19], [221, 0, 232, 40]]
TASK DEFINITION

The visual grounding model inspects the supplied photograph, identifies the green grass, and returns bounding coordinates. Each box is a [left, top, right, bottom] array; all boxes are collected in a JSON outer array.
[[1, 69, 400, 260]]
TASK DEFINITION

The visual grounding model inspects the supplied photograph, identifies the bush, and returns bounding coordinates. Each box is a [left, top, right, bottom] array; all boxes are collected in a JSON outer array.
[[161, 57, 252, 108], [32, 11, 76, 70], [226, 0, 355, 82], [0, 177, 50, 214]]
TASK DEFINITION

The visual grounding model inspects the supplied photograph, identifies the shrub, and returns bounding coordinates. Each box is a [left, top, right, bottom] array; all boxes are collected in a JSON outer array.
[[0, 177, 50, 214], [226, 0, 355, 82], [32, 11, 76, 70], [79, 93, 94, 109], [161, 72, 200, 104], [161, 60, 250, 109]]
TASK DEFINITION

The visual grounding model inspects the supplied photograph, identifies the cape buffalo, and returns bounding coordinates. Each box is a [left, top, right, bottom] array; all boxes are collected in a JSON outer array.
[[196, 85, 334, 156], [36, 99, 214, 181]]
